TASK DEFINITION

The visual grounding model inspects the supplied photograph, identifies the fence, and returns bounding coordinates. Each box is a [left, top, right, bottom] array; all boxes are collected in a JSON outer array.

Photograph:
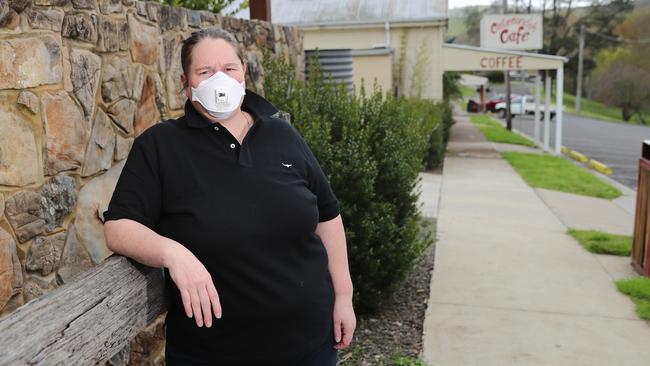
[[0, 255, 166, 365]]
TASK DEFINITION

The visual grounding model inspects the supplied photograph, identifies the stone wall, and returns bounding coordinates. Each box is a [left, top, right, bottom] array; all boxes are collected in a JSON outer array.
[[0, 1, 303, 364]]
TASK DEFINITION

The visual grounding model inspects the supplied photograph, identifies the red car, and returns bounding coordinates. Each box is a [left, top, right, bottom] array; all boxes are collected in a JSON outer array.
[[485, 94, 519, 112]]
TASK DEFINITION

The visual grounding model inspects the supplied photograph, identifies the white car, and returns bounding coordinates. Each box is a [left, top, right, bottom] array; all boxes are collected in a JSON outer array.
[[495, 95, 558, 120]]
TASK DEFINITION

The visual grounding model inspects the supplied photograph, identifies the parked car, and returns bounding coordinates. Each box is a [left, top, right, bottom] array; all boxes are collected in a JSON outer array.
[[495, 95, 559, 120], [486, 93, 519, 112], [508, 71, 537, 83], [467, 99, 480, 113]]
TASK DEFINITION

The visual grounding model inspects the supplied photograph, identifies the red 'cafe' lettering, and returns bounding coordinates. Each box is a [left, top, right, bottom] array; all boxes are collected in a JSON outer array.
[[480, 55, 523, 69], [499, 26, 530, 45]]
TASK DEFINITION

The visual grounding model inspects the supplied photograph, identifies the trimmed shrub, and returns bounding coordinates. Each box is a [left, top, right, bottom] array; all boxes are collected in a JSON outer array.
[[263, 55, 450, 313]]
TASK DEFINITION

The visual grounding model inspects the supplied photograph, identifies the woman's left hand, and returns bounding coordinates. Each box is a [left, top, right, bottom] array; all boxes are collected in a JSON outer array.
[[332, 294, 356, 350]]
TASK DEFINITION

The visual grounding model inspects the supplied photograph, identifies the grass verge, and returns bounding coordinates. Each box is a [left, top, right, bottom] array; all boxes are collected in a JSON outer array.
[[469, 115, 535, 147], [339, 345, 430, 366], [549, 86, 649, 125], [388, 354, 430, 366], [616, 278, 650, 321], [567, 229, 632, 256], [501, 152, 622, 199], [460, 85, 475, 97], [561, 92, 629, 123]]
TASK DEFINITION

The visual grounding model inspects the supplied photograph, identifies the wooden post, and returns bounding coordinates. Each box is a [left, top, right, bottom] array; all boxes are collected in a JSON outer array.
[[250, 0, 272, 22], [632, 141, 650, 276]]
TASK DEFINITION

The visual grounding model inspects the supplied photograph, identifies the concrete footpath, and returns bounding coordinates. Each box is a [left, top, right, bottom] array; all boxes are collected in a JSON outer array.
[[421, 112, 650, 365]]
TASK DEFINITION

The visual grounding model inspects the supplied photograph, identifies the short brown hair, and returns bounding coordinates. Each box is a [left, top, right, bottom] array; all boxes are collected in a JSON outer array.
[[180, 28, 245, 89]]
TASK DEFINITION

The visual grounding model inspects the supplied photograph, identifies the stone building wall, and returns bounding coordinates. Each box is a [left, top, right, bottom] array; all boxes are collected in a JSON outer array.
[[0, 1, 303, 364]]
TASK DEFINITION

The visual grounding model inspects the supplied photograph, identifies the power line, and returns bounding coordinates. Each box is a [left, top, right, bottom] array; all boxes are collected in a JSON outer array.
[[584, 28, 650, 44]]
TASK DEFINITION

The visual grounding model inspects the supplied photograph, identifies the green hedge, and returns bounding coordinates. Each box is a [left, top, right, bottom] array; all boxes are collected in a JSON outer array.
[[262, 55, 451, 313]]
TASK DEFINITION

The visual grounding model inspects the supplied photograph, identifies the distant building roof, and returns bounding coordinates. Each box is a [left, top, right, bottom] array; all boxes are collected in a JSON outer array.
[[460, 74, 488, 88], [269, 0, 448, 26]]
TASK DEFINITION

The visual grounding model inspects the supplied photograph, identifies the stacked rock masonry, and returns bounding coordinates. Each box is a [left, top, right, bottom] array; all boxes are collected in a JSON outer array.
[[0, 1, 303, 364]]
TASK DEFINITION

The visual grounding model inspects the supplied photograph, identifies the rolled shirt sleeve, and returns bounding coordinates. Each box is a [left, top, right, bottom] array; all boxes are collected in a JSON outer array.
[[293, 129, 340, 222], [103, 132, 162, 231]]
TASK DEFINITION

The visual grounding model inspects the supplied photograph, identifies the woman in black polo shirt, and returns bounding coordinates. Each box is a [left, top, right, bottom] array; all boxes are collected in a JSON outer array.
[[102, 28, 356, 365]]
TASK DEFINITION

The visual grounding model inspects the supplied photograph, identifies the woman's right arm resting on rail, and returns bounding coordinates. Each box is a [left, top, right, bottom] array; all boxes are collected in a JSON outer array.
[[104, 218, 178, 269], [104, 218, 222, 328]]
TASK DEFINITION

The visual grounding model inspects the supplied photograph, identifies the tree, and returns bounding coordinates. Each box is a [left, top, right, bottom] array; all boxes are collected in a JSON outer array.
[[614, 8, 650, 69], [592, 58, 650, 122], [410, 36, 432, 98], [573, 0, 634, 91], [443, 72, 462, 102], [590, 8, 650, 122], [463, 6, 486, 46], [460, 3, 501, 46], [537, 0, 633, 93], [162, 0, 248, 14], [453, 1, 634, 96]]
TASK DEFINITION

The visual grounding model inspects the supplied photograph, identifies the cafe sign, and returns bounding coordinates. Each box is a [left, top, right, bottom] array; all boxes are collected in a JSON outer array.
[[480, 14, 543, 50]]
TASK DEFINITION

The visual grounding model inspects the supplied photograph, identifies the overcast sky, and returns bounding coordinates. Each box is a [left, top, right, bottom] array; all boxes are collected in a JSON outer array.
[[448, 0, 593, 10], [449, 0, 495, 9], [227, 0, 595, 18]]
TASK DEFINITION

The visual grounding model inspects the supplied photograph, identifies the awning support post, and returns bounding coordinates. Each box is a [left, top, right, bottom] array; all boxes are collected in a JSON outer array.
[[543, 70, 552, 152], [534, 71, 541, 145], [554, 67, 564, 155]]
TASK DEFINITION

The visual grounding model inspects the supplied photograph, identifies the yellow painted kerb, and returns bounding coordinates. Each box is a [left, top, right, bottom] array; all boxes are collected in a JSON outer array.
[[588, 159, 613, 176], [569, 150, 589, 163]]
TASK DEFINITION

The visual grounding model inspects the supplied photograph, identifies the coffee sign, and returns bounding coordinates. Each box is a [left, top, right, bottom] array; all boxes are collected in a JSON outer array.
[[480, 14, 543, 50]]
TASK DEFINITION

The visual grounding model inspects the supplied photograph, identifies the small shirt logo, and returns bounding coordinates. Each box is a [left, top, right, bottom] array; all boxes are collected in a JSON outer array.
[[281, 163, 293, 168]]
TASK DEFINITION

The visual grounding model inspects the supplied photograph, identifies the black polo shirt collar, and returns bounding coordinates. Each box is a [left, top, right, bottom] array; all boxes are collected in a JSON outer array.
[[183, 89, 280, 169], [184, 89, 279, 129]]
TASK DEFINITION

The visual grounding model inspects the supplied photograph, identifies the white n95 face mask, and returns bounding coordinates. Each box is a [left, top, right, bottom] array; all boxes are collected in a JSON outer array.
[[191, 71, 246, 120]]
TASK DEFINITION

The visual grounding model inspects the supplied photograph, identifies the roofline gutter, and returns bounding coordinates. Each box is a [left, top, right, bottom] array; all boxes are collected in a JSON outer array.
[[442, 43, 569, 63], [350, 47, 394, 56], [278, 16, 448, 30]]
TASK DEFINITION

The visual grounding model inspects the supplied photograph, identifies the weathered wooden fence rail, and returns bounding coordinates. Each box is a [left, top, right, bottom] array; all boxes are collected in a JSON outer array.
[[0, 256, 167, 365]]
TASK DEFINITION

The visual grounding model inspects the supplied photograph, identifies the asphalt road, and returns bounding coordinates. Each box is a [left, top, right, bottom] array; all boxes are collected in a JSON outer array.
[[506, 113, 650, 189], [482, 81, 649, 189]]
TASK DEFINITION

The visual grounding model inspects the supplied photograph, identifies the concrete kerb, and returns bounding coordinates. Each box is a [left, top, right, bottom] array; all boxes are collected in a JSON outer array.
[[556, 150, 638, 216], [561, 152, 636, 195], [555, 142, 614, 177], [589, 159, 614, 175], [452, 112, 639, 248], [569, 150, 589, 163], [562, 147, 612, 176], [469, 112, 637, 219], [451, 110, 637, 254], [482, 112, 540, 147], [483, 113, 620, 183], [421, 132, 650, 364]]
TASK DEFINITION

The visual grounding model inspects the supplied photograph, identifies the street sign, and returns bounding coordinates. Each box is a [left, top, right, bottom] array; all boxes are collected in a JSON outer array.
[[480, 14, 543, 51]]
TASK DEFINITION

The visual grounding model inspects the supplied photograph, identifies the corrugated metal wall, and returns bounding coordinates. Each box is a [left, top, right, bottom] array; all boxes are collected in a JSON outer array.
[[304, 49, 354, 93]]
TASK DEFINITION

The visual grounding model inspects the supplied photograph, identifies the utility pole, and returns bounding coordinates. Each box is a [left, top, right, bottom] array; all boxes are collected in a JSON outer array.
[[575, 24, 585, 113], [587, 69, 593, 100], [503, 0, 512, 130]]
